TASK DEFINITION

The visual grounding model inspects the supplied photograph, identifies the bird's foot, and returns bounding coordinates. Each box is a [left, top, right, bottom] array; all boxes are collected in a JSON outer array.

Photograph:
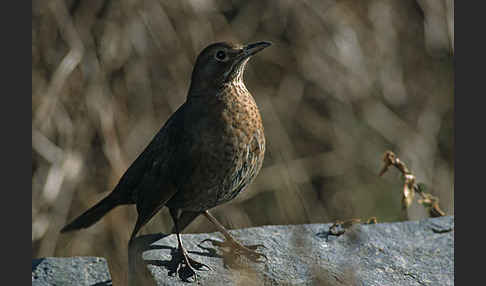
[[172, 247, 211, 282], [200, 238, 267, 263]]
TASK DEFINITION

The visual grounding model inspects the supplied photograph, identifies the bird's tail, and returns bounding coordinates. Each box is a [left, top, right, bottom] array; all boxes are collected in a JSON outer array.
[[61, 192, 122, 233]]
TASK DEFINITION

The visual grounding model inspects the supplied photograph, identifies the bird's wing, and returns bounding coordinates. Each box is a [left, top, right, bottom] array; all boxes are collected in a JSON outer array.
[[112, 103, 189, 203], [122, 102, 206, 240]]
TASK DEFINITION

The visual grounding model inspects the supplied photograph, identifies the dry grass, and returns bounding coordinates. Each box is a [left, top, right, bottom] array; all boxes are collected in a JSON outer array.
[[32, 0, 454, 284]]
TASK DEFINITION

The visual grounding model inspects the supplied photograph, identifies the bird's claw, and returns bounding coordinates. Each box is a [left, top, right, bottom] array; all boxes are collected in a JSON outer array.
[[173, 248, 211, 282], [187, 257, 212, 271], [199, 238, 267, 262]]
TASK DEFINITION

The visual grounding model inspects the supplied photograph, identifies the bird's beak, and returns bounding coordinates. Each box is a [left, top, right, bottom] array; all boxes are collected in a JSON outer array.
[[241, 41, 272, 58]]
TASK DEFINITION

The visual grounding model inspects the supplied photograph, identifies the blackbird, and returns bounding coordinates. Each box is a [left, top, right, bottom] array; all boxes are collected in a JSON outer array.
[[61, 41, 271, 278]]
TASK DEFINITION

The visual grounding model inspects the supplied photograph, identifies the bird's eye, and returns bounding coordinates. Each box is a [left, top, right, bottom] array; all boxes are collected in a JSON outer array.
[[215, 50, 227, 61]]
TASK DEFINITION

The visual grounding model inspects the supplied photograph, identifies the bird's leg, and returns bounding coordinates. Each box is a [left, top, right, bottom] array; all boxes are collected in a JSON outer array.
[[170, 209, 211, 281], [175, 232, 211, 271], [200, 210, 267, 262]]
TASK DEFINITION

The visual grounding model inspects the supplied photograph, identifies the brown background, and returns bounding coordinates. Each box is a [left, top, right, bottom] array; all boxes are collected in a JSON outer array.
[[32, 0, 454, 284]]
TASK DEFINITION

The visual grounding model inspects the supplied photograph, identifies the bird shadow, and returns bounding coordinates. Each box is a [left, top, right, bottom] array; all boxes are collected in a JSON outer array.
[[91, 280, 113, 286], [128, 233, 223, 283]]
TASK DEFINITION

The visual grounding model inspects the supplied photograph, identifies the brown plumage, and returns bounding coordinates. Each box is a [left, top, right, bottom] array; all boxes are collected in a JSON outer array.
[[61, 41, 271, 279]]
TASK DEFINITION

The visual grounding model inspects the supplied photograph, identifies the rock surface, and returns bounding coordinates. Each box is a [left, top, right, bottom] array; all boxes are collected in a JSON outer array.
[[32, 216, 454, 285], [32, 256, 112, 286], [137, 216, 454, 285]]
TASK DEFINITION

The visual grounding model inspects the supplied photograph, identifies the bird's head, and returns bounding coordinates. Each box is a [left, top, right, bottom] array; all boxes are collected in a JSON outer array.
[[189, 41, 271, 95]]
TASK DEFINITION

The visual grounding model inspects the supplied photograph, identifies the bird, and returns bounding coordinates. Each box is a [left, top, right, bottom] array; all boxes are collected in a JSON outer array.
[[61, 41, 271, 279]]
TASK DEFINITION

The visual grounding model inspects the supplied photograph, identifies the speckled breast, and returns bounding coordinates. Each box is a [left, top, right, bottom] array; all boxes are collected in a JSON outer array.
[[170, 83, 265, 212]]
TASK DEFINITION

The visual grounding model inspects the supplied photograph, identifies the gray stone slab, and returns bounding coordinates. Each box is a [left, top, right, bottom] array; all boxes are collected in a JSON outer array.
[[32, 256, 112, 286], [137, 216, 453, 285]]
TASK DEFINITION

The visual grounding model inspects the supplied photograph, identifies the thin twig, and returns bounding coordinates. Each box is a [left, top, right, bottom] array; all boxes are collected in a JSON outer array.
[[379, 151, 445, 217]]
